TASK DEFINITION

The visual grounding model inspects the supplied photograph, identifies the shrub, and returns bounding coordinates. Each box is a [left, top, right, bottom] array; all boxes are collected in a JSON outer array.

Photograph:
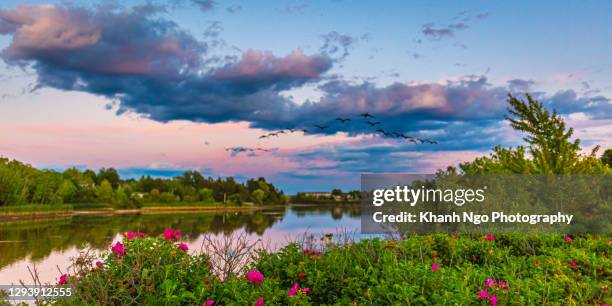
[[45, 233, 610, 305]]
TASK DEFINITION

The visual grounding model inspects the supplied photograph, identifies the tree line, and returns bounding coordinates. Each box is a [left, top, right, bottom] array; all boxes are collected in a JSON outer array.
[[0, 161, 287, 208]]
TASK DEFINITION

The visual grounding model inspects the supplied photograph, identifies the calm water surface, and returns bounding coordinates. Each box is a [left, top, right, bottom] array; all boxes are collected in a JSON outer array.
[[0, 205, 361, 285]]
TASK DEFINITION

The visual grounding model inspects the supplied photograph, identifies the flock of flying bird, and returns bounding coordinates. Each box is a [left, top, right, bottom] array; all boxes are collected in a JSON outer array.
[[224, 113, 438, 155]]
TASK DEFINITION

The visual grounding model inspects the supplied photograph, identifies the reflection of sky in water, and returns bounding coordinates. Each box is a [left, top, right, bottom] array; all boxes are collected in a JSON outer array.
[[0, 206, 361, 285], [272, 209, 359, 232]]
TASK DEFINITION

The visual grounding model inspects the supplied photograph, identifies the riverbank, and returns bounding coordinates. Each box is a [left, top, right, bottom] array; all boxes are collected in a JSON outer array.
[[11, 232, 608, 305], [0, 204, 74, 218], [0, 203, 292, 220]]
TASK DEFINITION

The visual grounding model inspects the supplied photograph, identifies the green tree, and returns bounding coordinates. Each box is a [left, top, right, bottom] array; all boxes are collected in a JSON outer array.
[[114, 187, 131, 208], [199, 188, 214, 203], [331, 189, 343, 196], [96, 180, 115, 204], [97, 168, 120, 189], [460, 94, 608, 175], [251, 189, 265, 205], [601, 149, 612, 167]]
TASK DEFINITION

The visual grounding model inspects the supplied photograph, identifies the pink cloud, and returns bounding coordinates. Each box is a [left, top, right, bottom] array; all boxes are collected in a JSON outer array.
[[213, 49, 332, 80], [0, 5, 101, 56]]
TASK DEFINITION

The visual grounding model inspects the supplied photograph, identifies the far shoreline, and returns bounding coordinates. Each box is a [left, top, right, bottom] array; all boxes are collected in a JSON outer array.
[[0, 202, 358, 221]]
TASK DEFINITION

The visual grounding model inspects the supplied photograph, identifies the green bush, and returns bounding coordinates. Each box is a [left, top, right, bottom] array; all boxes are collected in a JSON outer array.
[[44, 232, 610, 305]]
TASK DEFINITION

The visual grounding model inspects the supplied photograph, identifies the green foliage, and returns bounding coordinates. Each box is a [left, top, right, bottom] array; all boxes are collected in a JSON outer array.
[[227, 193, 242, 205], [460, 95, 609, 175], [199, 188, 214, 203], [255, 235, 609, 305], [51, 234, 610, 305], [602, 149, 612, 167], [0, 158, 287, 208], [62, 236, 213, 305], [252, 189, 265, 205], [56, 233, 311, 306]]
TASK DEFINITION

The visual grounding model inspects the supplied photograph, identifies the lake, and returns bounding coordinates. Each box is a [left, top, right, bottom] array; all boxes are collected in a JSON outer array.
[[0, 205, 362, 285]]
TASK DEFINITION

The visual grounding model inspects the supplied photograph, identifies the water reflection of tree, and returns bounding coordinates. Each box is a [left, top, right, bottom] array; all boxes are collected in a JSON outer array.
[[289, 204, 362, 220], [0, 209, 287, 269]]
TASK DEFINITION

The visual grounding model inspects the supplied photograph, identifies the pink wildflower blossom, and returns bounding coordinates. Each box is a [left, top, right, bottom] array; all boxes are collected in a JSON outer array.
[[564, 236, 573, 242], [203, 300, 215, 306], [163, 228, 181, 240], [486, 234, 495, 241], [125, 231, 145, 240], [178, 243, 189, 251], [95, 261, 104, 269], [288, 282, 299, 296], [498, 280, 509, 292], [111, 241, 126, 256], [490, 294, 498, 306], [485, 278, 496, 288], [254, 296, 264, 306], [246, 269, 265, 285], [477, 289, 489, 299], [58, 274, 69, 285], [431, 263, 440, 271], [569, 260, 577, 269]]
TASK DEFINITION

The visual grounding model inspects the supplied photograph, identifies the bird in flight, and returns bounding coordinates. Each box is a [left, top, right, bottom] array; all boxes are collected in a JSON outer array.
[[365, 121, 381, 126], [314, 124, 328, 130], [258, 135, 268, 139], [335, 118, 351, 123], [359, 113, 376, 119]]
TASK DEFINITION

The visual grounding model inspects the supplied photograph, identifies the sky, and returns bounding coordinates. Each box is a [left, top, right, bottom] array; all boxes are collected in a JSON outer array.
[[0, 0, 611, 194]]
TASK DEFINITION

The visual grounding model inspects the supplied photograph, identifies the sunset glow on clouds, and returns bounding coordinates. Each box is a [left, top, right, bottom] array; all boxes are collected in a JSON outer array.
[[1, 0, 611, 193]]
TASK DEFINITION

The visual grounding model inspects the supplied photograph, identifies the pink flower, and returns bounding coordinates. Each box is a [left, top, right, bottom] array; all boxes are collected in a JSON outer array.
[[163, 228, 181, 240], [288, 282, 299, 296], [302, 287, 311, 294], [125, 231, 144, 240], [485, 278, 496, 288], [431, 263, 439, 271], [203, 300, 215, 306], [564, 236, 573, 242], [498, 280, 509, 292], [486, 234, 495, 241], [246, 269, 265, 285], [58, 274, 69, 285], [111, 241, 126, 256], [254, 296, 264, 306], [178, 243, 189, 251], [569, 260, 577, 269], [303, 249, 320, 257], [95, 261, 104, 269], [477, 289, 489, 299], [489, 294, 498, 306]]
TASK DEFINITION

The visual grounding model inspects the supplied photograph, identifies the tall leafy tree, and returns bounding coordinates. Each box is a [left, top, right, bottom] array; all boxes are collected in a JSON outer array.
[[460, 94, 608, 174]]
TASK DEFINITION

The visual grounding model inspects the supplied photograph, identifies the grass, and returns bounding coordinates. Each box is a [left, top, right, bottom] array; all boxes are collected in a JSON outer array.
[[0, 204, 73, 216], [72, 203, 113, 210], [141, 201, 222, 208]]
